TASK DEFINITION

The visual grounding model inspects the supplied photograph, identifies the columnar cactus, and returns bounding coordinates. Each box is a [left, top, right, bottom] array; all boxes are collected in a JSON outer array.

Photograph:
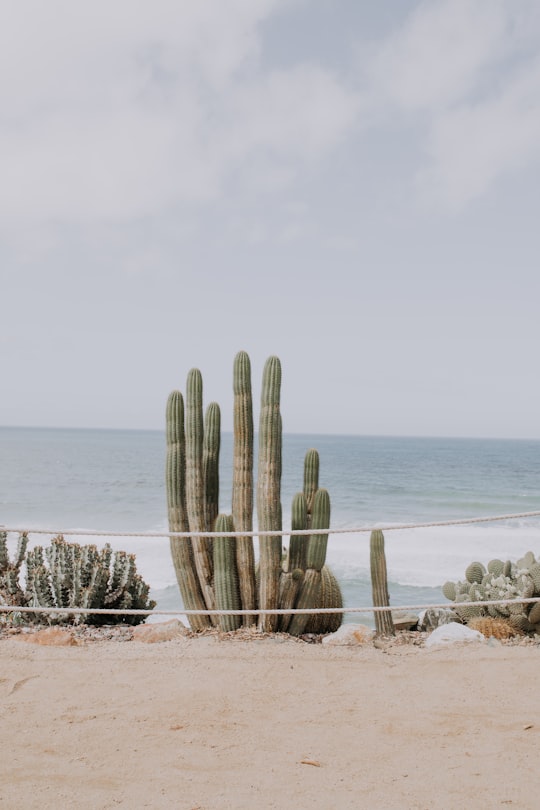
[[213, 514, 241, 632], [166, 390, 210, 631], [370, 529, 395, 636], [232, 351, 256, 624], [288, 488, 331, 637], [185, 369, 215, 618], [166, 352, 343, 636], [256, 356, 283, 632]]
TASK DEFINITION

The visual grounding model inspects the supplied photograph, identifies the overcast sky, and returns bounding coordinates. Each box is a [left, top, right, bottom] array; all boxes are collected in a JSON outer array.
[[2, 0, 539, 438]]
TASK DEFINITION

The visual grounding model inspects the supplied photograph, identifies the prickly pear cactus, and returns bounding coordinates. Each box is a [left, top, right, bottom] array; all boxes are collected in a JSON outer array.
[[443, 551, 540, 633]]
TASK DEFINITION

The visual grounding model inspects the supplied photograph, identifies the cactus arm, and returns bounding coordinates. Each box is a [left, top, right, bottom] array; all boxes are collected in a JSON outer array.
[[166, 389, 210, 631], [278, 492, 308, 632], [370, 529, 395, 636], [203, 402, 221, 532], [303, 449, 319, 526], [257, 356, 283, 632], [185, 368, 216, 617], [288, 489, 331, 636], [232, 350, 257, 623], [213, 514, 241, 632]]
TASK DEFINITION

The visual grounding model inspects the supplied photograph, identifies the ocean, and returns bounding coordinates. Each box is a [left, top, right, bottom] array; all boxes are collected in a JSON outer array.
[[1, 427, 539, 626]]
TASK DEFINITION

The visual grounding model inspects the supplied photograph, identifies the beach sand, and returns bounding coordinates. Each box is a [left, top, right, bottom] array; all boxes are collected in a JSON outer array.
[[1, 629, 539, 809]]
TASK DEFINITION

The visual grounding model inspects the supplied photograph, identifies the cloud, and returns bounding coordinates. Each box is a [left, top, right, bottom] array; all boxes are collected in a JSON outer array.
[[0, 0, 359, 224], [366, 0, 540, 207], [420, 58, 540, 206]]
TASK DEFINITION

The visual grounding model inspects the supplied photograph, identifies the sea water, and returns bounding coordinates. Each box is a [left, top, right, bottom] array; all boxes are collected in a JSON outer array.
[[1, 427, 539, 625]]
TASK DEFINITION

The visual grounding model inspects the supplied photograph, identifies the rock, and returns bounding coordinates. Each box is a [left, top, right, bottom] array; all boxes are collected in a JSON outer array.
[[322, 624, 374, 646], [391, 611, 419, 631], [418, 608, 461, 631], [425, 622, 485, 648], [132, 619, 188, 644], [16, 627, 77, 646]]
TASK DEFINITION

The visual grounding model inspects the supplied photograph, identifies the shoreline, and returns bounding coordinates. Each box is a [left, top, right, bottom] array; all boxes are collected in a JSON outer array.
[[1, 627, 540, 808]]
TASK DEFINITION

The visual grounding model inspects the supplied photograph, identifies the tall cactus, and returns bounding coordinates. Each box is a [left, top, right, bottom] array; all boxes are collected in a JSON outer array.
[[232, 351, 256, 624], [165, 391, 210, 631], [166, 353, 343, 636], [185, 369, 215, 618], [256, 356, 283, 632], [370, 529, 395, 636], [213, 514, 241, 632]]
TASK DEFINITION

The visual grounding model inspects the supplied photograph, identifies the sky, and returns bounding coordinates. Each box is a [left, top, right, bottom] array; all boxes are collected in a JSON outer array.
[[2, 0, 540, 439]]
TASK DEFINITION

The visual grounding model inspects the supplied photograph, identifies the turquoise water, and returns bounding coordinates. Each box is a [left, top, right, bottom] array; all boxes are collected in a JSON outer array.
[[1, 427, 539, 624]]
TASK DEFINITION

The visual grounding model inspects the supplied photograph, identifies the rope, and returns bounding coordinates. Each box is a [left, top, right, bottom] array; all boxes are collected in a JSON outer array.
[[2, 596, 540, 619], [2, 509, 540, 539]]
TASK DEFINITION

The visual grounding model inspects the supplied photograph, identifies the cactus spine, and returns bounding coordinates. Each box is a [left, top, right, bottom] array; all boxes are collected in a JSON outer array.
[[370, 530, 395, 636], [166, 391, 210, 631], [185, 369, 215, 619], [213, 514, 241, 632], [232, 351, 256, 624], [257, 356, 283, 632]]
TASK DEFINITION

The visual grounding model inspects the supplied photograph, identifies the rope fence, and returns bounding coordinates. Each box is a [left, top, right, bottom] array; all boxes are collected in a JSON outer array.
[[3, 509, 540, 538], [1, 509, 540, 621]]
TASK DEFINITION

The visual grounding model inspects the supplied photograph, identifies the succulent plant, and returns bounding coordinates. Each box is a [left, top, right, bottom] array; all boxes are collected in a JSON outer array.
[[1, 534, 155, 626], [370, 529, 395, 636], [165, 352, 343, 635], [443, 551, 540, 633]]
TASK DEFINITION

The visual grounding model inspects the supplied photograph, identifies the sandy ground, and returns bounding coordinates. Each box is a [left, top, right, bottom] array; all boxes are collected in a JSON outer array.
[[1, 630, 540, 809]]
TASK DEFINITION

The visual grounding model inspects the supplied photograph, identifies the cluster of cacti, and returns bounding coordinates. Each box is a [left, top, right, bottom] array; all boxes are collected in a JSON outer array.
[[166, 351, 343, 635], [0, 533, 155, 626], [442, 552, 540, 634]]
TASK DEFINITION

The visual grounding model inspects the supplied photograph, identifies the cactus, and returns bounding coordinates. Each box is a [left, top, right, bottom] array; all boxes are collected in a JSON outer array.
[[203, 402, 221, 534], [278, 492, 308, 632], [443, 552, 540, 632], [0, 531, 28, 612], [185, 368, 216, 618], [166, 352, 343, 636], [304, 565, 343, 634], [1, 534, 155, 625], [257, 356, 283, 632], [303, 449, 319, 522], [288, 488, 331, 637], [232, 351, 256, 624], [166, 390, 210, 631], [370, 529, 395, 636], [213, 514, 241, 632], [465, 562, 486, 584]]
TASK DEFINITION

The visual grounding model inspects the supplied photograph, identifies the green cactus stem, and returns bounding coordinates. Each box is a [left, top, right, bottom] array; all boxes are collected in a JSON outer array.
[[203, 401, 221, 532], [166, 390, 210, 631], [257, 356, 283, 632], [288, 488, 331, 636], [370, 529, 395, 636], [213, 514, 241, 632], [185, 368, 216, 619], [278, 492, 308, 632], [303, 449, 319, 524], [304, 565, 343, 634], [232, 351, 256, 624]]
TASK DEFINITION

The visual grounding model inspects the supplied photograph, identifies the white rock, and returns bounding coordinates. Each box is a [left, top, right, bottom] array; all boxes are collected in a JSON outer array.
[[322, 623, 374, 646], [425, 622, 485, 648]]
